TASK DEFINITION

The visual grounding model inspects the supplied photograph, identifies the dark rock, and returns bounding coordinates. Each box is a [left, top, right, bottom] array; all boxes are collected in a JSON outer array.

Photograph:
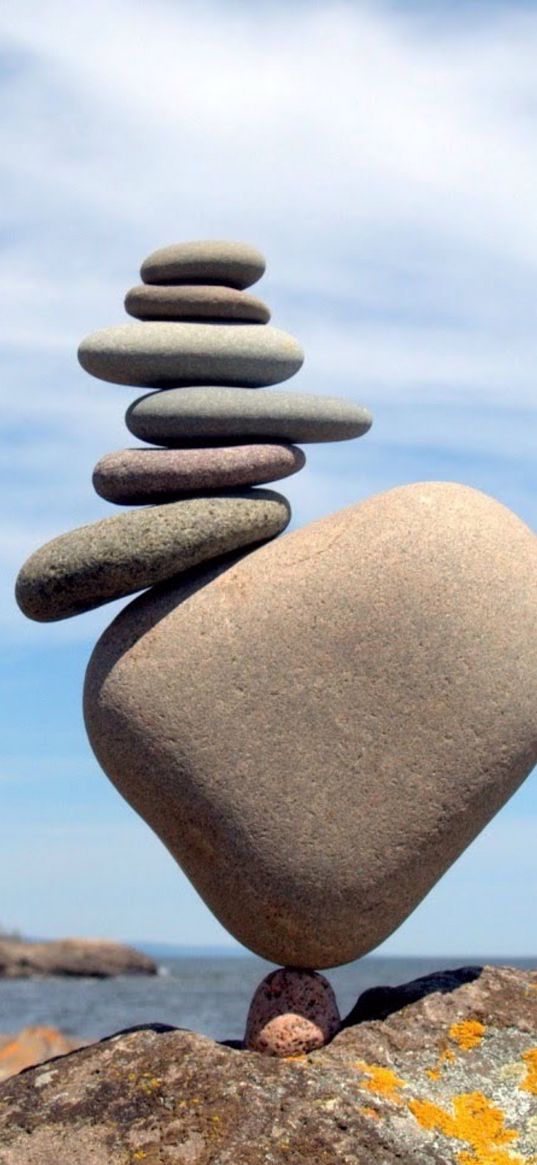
[[0, 965, 535, 1163]]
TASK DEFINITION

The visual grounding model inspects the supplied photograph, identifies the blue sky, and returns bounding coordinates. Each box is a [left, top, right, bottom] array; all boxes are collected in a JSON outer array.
[[1, 0, 536, 957]]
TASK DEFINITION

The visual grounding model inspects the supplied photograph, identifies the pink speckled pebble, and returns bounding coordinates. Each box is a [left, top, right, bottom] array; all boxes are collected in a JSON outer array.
[[244, 968, 340, 1057]]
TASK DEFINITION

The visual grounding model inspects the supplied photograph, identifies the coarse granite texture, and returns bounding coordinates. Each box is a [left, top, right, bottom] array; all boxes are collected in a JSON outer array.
[[0, 965, 535, 1163], [126, 386, 373, 445], [77, 322, 303, 387], [140, 239, 266, 288], [93, 444, 306, 504], [15, 490, 290, 622], [125, 284, 270, 323], [84, 482, 537, 967]]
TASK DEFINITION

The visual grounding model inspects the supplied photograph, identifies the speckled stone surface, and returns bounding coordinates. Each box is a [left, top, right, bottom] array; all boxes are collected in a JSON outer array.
[[245, 969, 341, 1056], [93, 444, 306, 504], [77, 323, 303, 388], [0, 965, 535, 1163], [126, 386, 372, 445], [84, 483, 537, 967], [15, 491, 290, 622], [140, 240, 265, 288], [124, 284, 270, 323]]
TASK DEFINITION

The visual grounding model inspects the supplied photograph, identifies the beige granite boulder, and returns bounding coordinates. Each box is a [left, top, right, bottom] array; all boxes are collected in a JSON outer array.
[[84, 483, 537, 967]]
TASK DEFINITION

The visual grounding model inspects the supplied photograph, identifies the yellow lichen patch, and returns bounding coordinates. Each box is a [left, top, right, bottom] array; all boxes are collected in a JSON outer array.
[[520, 1049, 537, 1095], [428, 1046, 456, 1080], [449, 1020, 486, 1052], [354, 1060, 407, 1103], [283, 1053, 308, 1064], [409, 1090, 523, 1165]]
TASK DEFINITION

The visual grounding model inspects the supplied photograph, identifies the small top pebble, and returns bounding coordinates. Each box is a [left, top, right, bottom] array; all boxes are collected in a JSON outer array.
[[140, 240, 266, 289]]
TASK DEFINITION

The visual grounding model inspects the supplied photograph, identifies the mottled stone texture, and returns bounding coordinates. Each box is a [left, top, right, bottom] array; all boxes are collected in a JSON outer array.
[[140, 239, 266, 288], [0, 965, 535, 1163], [125, 283, 270, 322], [245, 968, 341, 1056], [16, 490, 290, 621], [93, 444, 305, 504], [126, 385, 373, 444], [84, 483, 537, 967], [77, 322, 302, 387]]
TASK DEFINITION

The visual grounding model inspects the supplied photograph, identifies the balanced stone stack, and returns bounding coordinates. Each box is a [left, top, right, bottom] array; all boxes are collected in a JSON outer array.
[[16, 240, 372, 622], [15, 241, 537, 1059]]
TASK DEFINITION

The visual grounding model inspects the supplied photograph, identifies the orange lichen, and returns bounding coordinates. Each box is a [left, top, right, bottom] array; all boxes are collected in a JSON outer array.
[[409, 1091, 522, 1165], [354, 1060, 406, 1103], [283, 1053, 308, 1063], [427, 1046, 456, 1080], [520, 1049, 537, 1095], [449, 1020, 486, 1052], [359, 1104, 380, 1120]]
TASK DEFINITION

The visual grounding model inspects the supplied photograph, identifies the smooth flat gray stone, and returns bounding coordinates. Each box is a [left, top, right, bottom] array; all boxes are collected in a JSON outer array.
[[125, 284, 270, 323], [126, 387, 373, 445], [78, 323, 303, 388], [93, 444, 305, 504], [15, 491, 290, 622], [140, 240, 265, 288]]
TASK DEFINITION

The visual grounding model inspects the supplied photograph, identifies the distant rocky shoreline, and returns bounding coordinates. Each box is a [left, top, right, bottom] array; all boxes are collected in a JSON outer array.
[[0, 937, 157, 979]]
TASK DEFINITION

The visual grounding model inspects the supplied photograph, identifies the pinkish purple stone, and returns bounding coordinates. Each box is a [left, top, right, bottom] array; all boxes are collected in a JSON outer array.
[[93, 443, 305, 504]]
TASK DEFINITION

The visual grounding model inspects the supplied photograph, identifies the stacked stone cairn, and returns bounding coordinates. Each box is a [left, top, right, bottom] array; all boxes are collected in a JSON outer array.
[[15, 241, 537, 1059], [16, 241, 371, 623]]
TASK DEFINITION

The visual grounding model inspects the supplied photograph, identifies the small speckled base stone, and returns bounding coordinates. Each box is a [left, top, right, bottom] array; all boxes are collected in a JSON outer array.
[[124, 284, 270, 323], [93, 444, 306, 504], [245, 968, 341, 1056], [140, 240, 266, 288]]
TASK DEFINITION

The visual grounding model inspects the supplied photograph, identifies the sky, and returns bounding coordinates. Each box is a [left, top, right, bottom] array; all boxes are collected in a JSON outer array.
[[1, 0, 536, 959]]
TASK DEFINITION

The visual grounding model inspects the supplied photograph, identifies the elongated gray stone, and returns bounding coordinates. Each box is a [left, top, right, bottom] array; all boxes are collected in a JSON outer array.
[[125, 284, 270, 323], [78, 323, 303, 388], [84, 483, 537, 967], [140, 240, 265, 288], [15, 491, 290, 622], [126, 387, 372, 445], [93, 444, 305, 504]]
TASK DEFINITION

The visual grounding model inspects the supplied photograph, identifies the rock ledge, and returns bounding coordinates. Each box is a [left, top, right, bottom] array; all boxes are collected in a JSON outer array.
[[0, 965, 535, 1163]]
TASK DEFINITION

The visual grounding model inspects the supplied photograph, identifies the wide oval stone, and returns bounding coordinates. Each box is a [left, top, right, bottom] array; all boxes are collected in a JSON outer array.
[[84, 483, 537, 967], [78, 323, 303, 388], [124, 284, 270, 323], [141, 240, 265, 288], [15, 491, 290, 622], [93, 444, 306, 504], [126, 386, 372, 445]]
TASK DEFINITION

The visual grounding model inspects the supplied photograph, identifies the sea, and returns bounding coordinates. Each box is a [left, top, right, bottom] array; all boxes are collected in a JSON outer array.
[[0, 951, 535, 1043]]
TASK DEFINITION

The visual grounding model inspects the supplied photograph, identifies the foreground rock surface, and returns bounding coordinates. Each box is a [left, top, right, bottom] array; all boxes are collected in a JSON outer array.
[[84, 483, 537, 967], [0, 965, 535, 1164], [0, 937, 156, 978]]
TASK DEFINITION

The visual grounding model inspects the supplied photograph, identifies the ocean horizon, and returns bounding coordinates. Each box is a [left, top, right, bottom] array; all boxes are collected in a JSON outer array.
[[1, 948, 534, 1044]]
